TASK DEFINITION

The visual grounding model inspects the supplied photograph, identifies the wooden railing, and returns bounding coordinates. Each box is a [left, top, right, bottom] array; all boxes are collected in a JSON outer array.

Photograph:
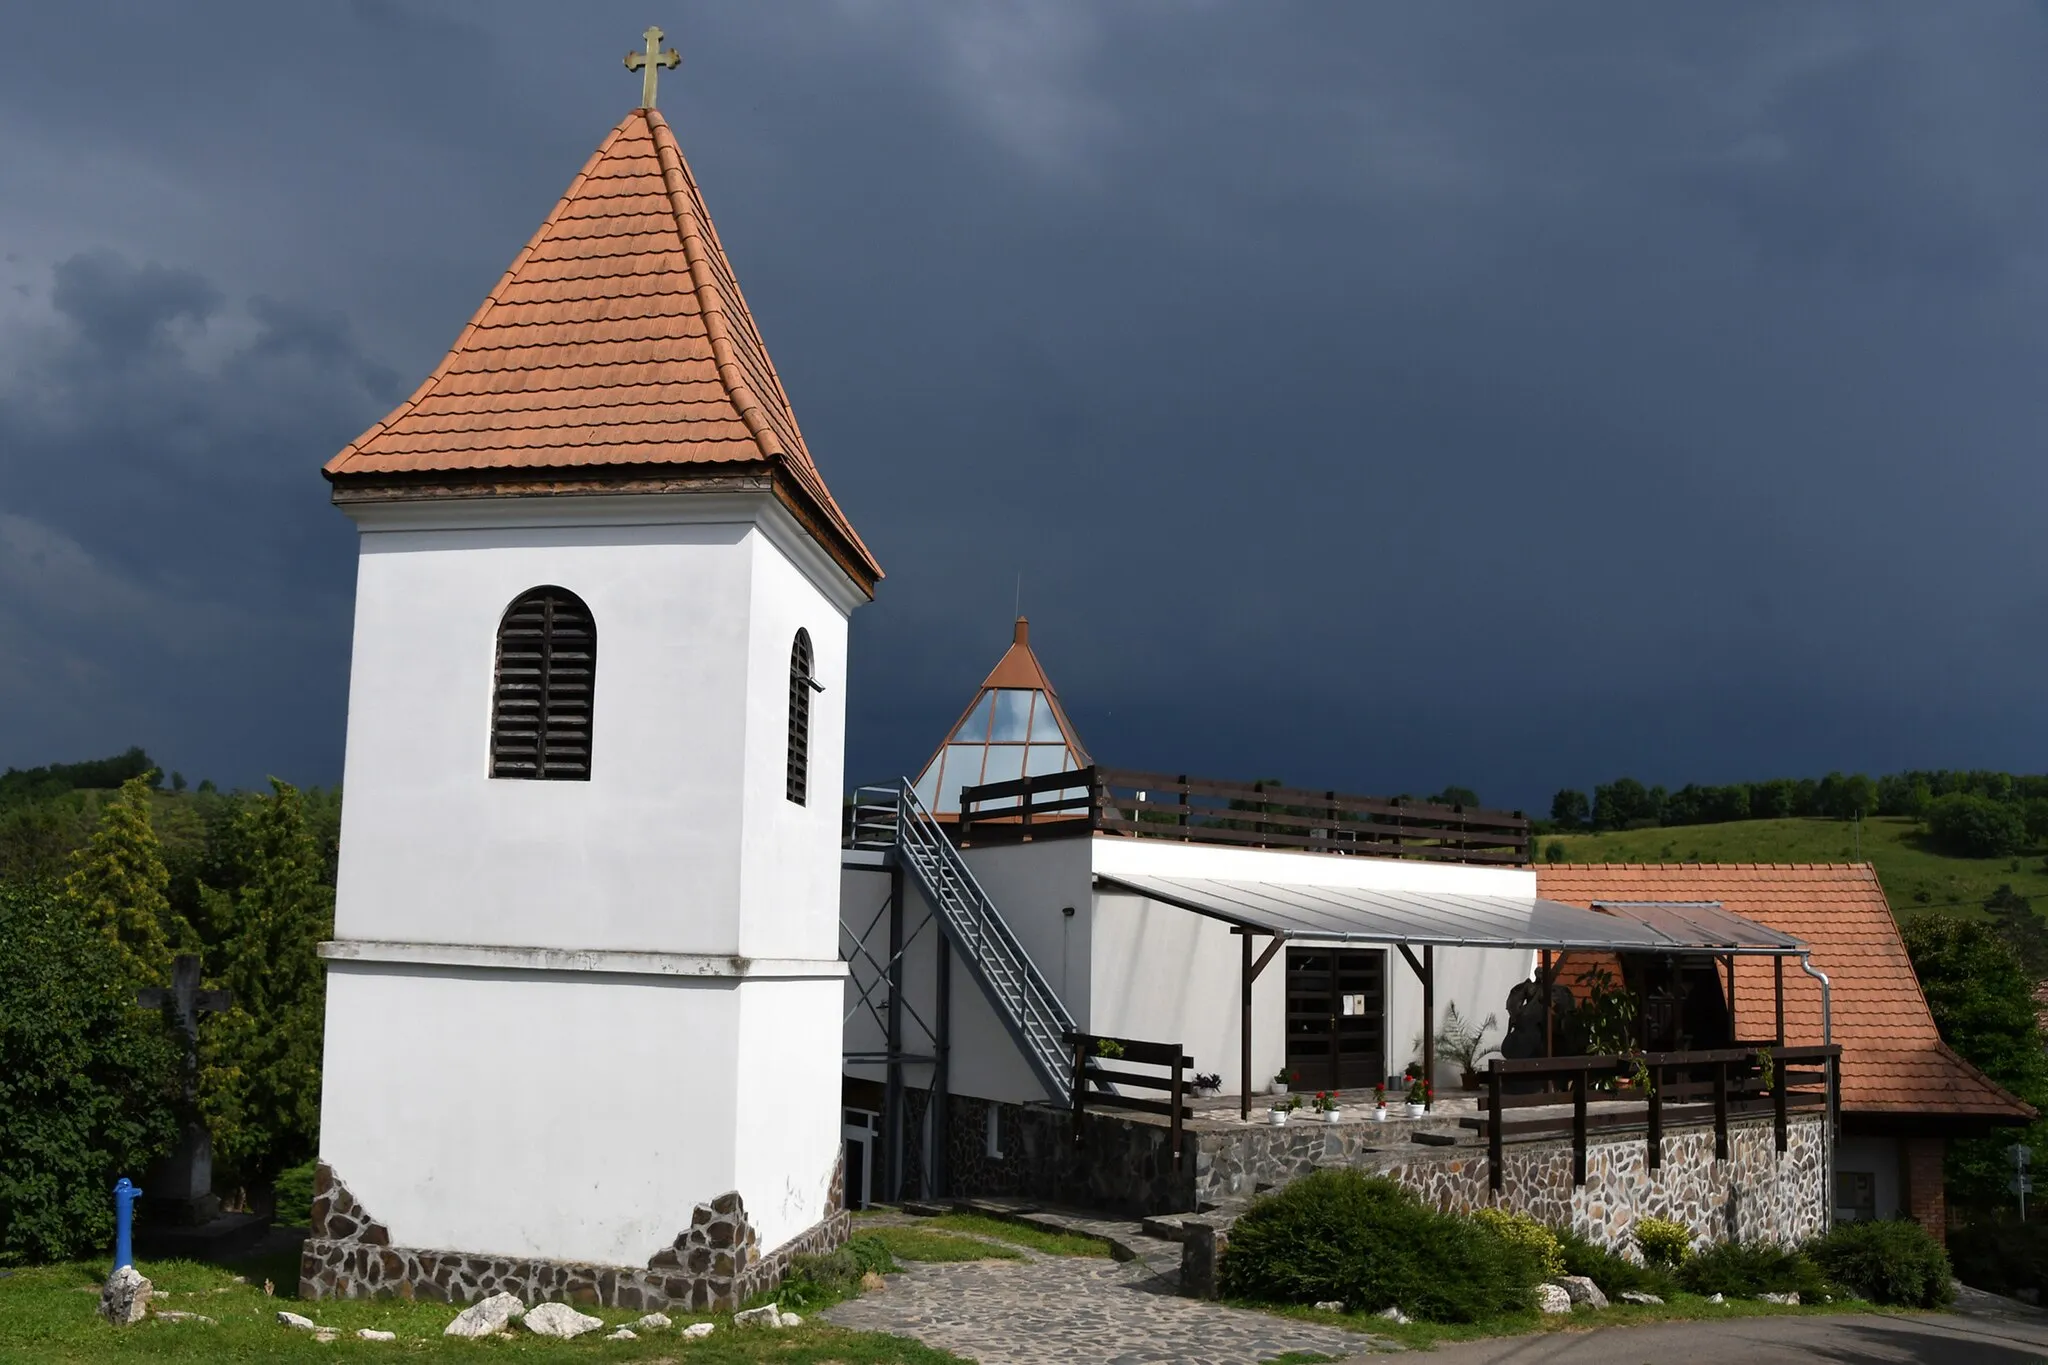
[[1466, 1044, 1839, 1192], [958, 766, 1531, 866], [1067, 1032, 1194, 1173]]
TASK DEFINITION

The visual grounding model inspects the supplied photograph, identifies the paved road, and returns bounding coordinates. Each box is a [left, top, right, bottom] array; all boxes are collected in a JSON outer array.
[[1408, 1309, 2048, 1364], [824, 1249, 1389, 1364]]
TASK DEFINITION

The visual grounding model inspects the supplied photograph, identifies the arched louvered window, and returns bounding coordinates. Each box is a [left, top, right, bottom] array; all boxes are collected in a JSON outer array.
[[787, 629, 814, 805], [490, 587, 596, 781]]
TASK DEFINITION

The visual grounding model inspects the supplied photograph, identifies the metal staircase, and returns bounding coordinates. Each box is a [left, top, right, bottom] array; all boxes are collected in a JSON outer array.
[[861, 780, 1078, 1105]]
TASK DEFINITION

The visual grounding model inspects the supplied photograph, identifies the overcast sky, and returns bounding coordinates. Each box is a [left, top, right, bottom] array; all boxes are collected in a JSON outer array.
[[3, 2, 2045, 811]]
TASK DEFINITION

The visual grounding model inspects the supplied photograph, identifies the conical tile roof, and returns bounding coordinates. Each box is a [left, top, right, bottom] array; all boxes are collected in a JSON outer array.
[[326, 107, 879, 593], [912, 618, 1090, 816]]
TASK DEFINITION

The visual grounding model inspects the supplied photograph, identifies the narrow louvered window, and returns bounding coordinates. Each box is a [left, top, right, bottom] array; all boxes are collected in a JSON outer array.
[[491, 587, 596, 781], [787, 629, 814, 805]]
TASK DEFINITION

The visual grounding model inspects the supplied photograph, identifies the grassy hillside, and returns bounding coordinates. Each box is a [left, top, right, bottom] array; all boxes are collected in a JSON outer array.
[[1542, 815, 2048, 921]]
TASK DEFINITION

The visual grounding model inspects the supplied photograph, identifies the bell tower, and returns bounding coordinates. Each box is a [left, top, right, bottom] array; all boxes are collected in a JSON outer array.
[[304, 39, 879, 1310]]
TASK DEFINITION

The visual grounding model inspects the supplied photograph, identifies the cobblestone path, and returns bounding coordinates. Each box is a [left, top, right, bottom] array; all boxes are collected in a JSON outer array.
[[823, 1249, 1386, 1364]]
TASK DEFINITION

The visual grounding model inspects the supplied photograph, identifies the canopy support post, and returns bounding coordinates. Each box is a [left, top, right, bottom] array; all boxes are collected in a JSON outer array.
[[1424, 944, 1435, 1108], [1237, 929, 1285, 1121]]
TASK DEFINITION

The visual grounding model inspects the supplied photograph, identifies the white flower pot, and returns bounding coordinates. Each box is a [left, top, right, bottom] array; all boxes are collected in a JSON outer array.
[[1268, 1109, 1290, 1126], [1406, 1103, 1428, 1118], [1271, 1083, 1289, 1096], [1321, 1109, 1342, 1124], [1373, 1106, 1388, 1122]]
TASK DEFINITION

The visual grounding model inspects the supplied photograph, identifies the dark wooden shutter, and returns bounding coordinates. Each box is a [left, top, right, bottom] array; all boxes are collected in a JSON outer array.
[[787, 629, 812, 805], [492, 587, 596, 781]]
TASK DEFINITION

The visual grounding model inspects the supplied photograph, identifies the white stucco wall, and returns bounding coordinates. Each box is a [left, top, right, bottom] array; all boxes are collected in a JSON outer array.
[[324, 492, 859, 1268], [319, 964, 742, 1265], [333, 496, 857, 958], [1834, 1135, 1904, 1221]]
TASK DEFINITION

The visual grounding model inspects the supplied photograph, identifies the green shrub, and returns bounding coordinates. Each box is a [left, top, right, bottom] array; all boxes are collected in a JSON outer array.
[[1804, 1219, 1951, 1308], [1471, 1208, 1563, 1278], [1948, 1217, 2048, 1300], [1928, 793, 2027, 859], [1219, 1170, 1545, 1323], [273, 1159, 318, 1226], [0, 882, 180, 1264], [1677, 1239, 1829, 1300], [777, 1233, 900, 1310], [1631, 1216, 1693, 1269], [1555, 1226, 1674, 1299]]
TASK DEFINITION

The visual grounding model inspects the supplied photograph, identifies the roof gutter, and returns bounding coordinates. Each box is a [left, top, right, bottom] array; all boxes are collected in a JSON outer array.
[[1799, 951, 1836, 1233]]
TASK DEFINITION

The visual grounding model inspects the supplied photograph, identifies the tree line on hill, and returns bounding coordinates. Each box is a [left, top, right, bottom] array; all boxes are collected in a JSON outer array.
[[0, 750, 335, 1263], [1547, 769, 2048, 857]]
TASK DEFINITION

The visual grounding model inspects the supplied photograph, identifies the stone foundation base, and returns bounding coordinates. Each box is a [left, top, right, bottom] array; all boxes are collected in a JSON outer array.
[[299, 1160, 847, 1311]]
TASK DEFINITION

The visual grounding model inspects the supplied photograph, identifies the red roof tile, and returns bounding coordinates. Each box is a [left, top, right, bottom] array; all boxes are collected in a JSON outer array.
[[326, 108, 878, 593], [1537, 863, 2034, 1123]]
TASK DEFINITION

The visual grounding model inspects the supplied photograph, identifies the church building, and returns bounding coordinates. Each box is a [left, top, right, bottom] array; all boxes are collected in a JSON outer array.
[[305, 35, 877, 1310]]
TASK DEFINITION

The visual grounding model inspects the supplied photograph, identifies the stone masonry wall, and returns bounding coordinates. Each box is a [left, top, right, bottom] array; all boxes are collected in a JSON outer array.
[[299, 1159, 847, 1311], [1201, 1113, 1826, 1253], [944, 1095, 1196, 1216]]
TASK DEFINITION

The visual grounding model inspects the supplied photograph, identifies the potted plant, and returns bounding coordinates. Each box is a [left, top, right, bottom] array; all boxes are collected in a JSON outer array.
[[1095, 1037, 1125, 1060], [1434, 1003, 1501, 1090], [1267, 1095, 1299, 1126], [1272, 1067, 1296, 1097], [1312, 1091, 1343, 1123], [1405, 1076, 1431, 1118], [1373, 1083, 1388, 1121], [1192, 1071, 1222, 1098]]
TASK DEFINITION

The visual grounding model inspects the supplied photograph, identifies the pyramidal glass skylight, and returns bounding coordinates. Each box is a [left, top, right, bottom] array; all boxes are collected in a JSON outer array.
[[911, 619, 1088, 816]]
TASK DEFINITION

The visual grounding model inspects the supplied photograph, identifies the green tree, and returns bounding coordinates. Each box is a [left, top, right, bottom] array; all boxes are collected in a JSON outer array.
[[0, 882, 179, 1263], [1428, 786, 1480, 809], [1904, 915, 2048, 1206], [198, 780, 333, 1187], [1593, 777, 1660, 831], [60, 775, 180, 989], [1550, 789, 1590, 827], [1926, 793, 2027, 859]]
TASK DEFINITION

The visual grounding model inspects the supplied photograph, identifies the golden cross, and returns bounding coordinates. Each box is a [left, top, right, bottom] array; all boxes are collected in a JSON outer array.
[[624, 25, 681, 110]]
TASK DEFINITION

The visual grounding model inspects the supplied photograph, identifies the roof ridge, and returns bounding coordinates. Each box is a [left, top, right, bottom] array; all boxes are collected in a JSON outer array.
[[330, 128, 622, 470], [644, 109, 783, 468]]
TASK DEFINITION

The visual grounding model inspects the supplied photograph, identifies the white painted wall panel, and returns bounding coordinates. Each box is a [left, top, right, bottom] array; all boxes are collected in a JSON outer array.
[[733, 978, 845, 1250], [318, 964, 740, 1266]]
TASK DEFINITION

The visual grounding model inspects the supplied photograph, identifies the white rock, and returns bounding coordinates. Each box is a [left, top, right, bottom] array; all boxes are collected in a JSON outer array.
[[1707, 1292, 1726, 1304], [1374, 1306, 1411, 1324], [777, 1311, 803, 1327], [1535, 1283, 1573, 1315], [313, 1329, 340, 1343], [443, 1291, 525, 1338], [1758, 1290, 1800, 1305], [634, 1312, 672, 1331], [99, 1267, 152, 1326], [733, 1303, 785, 1328], [682, 1321, 716, 1338], [1552, 1275, 1609, 1310], [277, 1310, 319, 1331], [522, 1301, 605, 1339], [356, 1328, 396, 1341], [1313, 1299, 1346, 1312], [153, 1310, 216, 1325], [1619, 1290, 1664, 1305], [605, 1327, 637, 1341]]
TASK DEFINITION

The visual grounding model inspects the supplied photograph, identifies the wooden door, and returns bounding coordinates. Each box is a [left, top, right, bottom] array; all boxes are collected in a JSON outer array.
[[1285, 947, 1386, 1091]]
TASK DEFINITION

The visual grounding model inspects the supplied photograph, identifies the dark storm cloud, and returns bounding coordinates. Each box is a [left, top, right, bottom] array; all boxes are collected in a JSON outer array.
[[1, 2, 2044, 806]]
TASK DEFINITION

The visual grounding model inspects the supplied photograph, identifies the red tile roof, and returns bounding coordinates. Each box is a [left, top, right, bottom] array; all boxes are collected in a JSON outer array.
[[326, 107, 879, 594], [1537, 863, 2034, 1123]]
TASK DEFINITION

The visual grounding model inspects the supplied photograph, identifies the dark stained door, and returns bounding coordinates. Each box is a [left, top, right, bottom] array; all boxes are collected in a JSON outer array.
[[1284, 947, 1386, 1091]]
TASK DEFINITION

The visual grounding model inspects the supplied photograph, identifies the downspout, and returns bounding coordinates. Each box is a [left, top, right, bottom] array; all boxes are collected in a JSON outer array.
[[1799, 952, 1834, 1233]]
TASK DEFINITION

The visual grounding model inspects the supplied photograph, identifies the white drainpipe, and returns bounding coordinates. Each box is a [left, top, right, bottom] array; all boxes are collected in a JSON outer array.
[[1799, 952, 1835, 1232]]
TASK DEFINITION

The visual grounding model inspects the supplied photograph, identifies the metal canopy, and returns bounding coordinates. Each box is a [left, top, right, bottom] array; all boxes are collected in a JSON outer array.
[[1097, 875, 1803, 954]]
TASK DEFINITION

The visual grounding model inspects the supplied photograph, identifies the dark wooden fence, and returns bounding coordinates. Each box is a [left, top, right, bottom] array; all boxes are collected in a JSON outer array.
[[1067, 1032, 1194, 1173], [959, 766, 1531, 866], [1467, 1044, 1839, 1192]]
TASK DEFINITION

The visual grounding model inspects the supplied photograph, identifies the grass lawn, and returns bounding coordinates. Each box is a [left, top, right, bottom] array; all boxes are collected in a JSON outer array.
[[915, 1213, 1111, 1259], [1543, 815, 2048, 922], [1257, 1287, 1891, 1351], [854, 1225, 1020, 1263], [0, 1256, 968, 1364]]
